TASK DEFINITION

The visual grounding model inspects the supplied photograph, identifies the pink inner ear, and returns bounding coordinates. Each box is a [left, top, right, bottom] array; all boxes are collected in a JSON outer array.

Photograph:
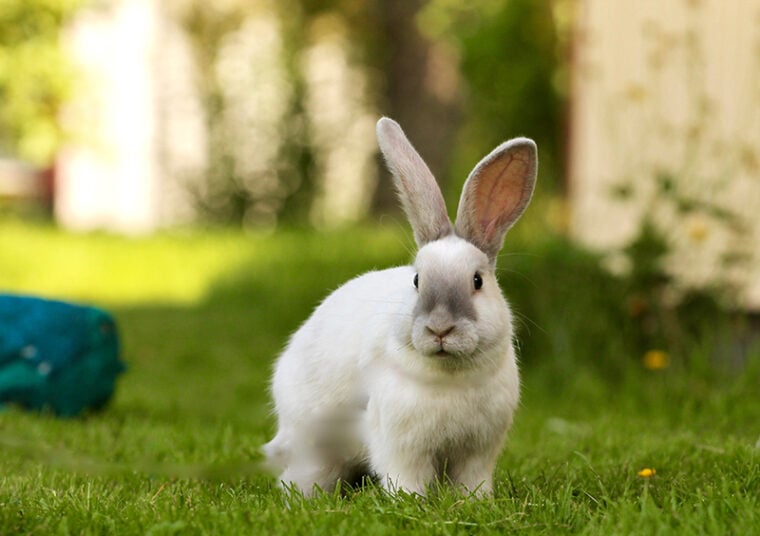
[[475, 152, 531, 243]]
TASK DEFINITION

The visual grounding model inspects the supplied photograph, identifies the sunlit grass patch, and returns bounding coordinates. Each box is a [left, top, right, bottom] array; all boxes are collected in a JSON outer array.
[[0, 219, 250, 305], [0, 218, 411, 307]]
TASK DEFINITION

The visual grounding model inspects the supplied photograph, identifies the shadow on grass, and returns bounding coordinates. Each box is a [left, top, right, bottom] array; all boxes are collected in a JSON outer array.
[[106, 228, 414, 428]]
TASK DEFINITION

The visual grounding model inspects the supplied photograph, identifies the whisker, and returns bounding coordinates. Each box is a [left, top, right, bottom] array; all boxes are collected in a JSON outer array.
[[498, 250, 541, 260], [392, 340, 415, 354], [378, 216, 416, 260], [361, 299, 409, 305], [499, 267, 539, 288], [511, 309, 546, 336]]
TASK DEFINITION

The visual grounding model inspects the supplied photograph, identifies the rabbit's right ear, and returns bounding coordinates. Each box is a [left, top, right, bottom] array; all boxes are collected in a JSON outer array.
[[377, 118, 452, 246], [455, 138, 537, 264]]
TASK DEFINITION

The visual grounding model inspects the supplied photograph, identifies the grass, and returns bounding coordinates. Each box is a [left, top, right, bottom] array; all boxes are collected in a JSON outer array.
[[0, 217, 758, 535]]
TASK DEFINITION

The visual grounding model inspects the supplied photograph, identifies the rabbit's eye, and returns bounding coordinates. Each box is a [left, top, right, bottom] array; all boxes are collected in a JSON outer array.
[[473, 272, 483, 290], [413, 273, 419, 289]]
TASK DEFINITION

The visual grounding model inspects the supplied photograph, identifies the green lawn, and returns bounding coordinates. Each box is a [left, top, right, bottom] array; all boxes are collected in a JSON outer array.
[[1, 218, 758, 535]]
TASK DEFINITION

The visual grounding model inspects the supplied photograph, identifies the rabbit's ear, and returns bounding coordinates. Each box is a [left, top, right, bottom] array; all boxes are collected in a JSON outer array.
[[377, 117, 452, 246], [455, 138, 537, 264]]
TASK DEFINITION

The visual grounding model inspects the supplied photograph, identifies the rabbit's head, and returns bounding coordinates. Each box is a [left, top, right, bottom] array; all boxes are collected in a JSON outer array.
[[377, 118, 537, 368]]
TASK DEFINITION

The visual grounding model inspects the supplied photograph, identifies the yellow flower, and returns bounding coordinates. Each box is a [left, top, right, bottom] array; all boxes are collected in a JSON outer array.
[[643, 350, 669, 370], [638, 468, 656, 478], [687, 219, 708, 243], [623, 84, 648, 103]]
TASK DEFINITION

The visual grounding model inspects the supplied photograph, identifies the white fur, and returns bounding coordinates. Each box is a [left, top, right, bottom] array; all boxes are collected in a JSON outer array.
[[264, 118, 536, 498]]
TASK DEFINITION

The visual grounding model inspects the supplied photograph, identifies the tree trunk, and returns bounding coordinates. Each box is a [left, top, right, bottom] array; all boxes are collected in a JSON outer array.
[[371, 0, 463, 217]]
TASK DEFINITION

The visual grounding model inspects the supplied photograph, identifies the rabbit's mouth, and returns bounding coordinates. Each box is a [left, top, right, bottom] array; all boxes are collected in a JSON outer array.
[[412, 321, 479, 359], [418, 332, 474, 357], [435, 344, 463, 359]]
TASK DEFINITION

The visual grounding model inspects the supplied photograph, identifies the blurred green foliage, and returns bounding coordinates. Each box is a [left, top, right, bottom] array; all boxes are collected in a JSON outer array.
[[172, 0, 567, 225], [0, 0, 567, 226], [421, 0, 567, 199], [0, 0, 83, 164]]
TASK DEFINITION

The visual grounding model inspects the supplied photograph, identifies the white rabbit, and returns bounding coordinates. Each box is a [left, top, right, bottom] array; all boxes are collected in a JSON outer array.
[[264, 117, 537, 498]]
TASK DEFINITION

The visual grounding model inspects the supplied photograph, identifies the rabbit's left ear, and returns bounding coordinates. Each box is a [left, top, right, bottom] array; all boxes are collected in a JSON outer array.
[[455, 138, 537, 264]]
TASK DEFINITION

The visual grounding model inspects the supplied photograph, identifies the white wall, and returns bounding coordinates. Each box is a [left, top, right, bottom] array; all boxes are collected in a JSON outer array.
[[569, 0, 760, 308]]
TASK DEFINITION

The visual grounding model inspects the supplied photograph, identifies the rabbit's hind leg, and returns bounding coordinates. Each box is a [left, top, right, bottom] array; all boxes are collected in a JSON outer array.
[[278, 461, 342, 497], [267, 433, 364, 497]]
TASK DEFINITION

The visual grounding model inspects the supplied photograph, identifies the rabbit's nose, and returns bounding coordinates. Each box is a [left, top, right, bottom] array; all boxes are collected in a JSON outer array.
[[427, 325, 455, 339]]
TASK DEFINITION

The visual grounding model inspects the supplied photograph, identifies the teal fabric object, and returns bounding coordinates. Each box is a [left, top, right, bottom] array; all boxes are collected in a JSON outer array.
[[0, 295, 125, 417]]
